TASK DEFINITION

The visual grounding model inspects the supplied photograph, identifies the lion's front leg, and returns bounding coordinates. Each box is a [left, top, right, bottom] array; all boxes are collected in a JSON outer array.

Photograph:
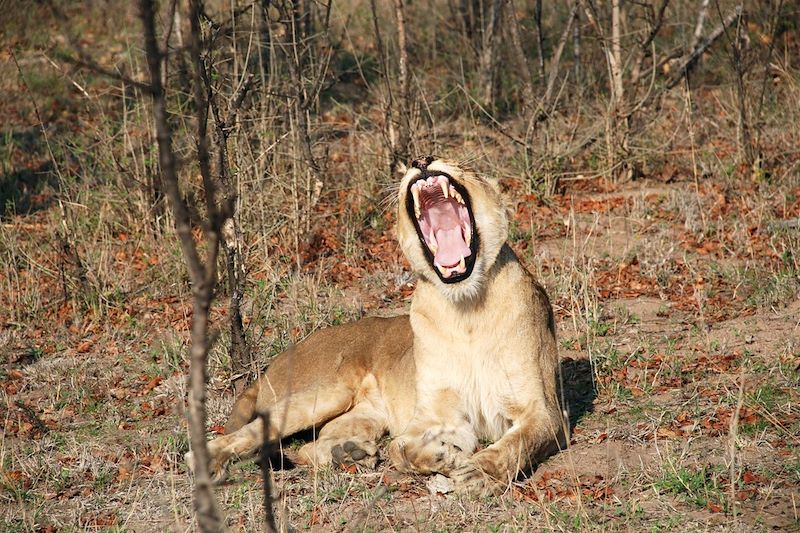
[[387, 388, 477, 475], [388, 424, 476, 474], [451, 409, 566, 496]]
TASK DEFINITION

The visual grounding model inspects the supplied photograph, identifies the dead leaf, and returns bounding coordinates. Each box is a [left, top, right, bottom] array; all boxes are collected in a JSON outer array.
[[76, 340, 93, 353], [426, 473, 455, 495]]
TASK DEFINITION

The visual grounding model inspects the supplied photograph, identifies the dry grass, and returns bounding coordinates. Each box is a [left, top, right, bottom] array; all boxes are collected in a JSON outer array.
[[1, 1, 799, 531]]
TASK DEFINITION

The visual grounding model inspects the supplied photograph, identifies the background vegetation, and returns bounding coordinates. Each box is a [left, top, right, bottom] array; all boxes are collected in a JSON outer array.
[[1, 0, 798, 530]]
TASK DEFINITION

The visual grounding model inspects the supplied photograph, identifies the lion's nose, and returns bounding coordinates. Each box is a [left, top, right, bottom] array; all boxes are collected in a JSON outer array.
[[411, 155, 435, 171]]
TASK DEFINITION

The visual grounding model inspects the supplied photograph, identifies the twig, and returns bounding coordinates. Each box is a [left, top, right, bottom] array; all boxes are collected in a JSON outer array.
[[14, 401, 49, 435], [728, 367, 746, 526], [11, 49, 90, 304], [459, 85, 527, 147], [629, 0, 671, 87], [53, 50, 155, 95]]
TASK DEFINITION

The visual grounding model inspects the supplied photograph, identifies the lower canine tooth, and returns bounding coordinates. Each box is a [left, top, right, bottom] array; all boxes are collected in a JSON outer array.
[[411, 186, 420, 216], [465, 226, 472, 247], [458, 256, 465, 270]]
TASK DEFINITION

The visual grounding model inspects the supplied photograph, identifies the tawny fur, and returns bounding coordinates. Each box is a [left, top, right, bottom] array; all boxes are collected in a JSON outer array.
[[187, 158, 567, 495]]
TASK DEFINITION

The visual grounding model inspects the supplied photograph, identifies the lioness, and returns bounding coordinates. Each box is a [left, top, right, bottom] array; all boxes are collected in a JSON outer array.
[[188, 157, 567, 495]]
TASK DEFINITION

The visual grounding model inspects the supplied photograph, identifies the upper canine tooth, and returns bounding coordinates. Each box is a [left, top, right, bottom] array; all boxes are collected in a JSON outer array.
[[411, 185, 421, 217], [441, 181, 449, 199], [465, 225, 472, 247]]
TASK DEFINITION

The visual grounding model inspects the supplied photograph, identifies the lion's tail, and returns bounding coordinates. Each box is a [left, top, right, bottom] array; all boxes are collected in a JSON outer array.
[[224, 380, 260, 434]]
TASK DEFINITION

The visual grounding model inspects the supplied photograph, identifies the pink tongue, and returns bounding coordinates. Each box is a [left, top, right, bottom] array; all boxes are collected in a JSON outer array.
[[434, 227, 470, 267]]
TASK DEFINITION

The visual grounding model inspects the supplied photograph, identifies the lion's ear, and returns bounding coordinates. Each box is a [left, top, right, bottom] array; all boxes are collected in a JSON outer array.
[[395, 162, 408, 179]]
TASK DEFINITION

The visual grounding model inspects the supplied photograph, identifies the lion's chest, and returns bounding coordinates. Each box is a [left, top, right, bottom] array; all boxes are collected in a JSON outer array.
[[412, 307, 535, 441]]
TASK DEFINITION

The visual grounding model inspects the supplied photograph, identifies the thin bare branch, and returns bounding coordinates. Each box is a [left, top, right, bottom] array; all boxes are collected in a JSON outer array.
[[544, 2, 580, 110], [140, 0, 223, 530], [666, 5, 742, 90]]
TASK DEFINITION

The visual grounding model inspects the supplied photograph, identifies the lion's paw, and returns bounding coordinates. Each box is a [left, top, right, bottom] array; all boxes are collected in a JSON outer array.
[[389, 434, 470, 475], [331, 439, 379, 469], [450, 461, 505, 497], [184, 450, 230, 484]]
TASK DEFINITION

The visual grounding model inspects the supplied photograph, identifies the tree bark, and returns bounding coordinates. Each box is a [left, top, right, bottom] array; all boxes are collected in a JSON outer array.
[[610, 0, 624, 110], [392, 0, 411, 172], [534, 0, 545, 80], [478, 0, 504, 108], [140, 0, 223, 530], [544, 2, 580, 110]]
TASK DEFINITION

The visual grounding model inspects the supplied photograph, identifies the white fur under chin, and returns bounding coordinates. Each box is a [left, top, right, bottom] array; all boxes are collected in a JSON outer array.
[[438, 268, 486, 303]]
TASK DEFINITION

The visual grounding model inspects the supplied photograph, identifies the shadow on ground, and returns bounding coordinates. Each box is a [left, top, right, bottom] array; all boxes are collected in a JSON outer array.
[[1, 127, 58, 219], [560, 357, 595, 431]]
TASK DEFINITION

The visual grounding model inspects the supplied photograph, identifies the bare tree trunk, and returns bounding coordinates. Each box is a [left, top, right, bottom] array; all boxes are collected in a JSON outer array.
[[666, 5, 742, 90], [692, 0, 710, 50], [729, 8, 756, 167], [544, 2, 580, 110], [393, 0, 411, 171], [203, 73, 256, 394], [478, 0, 503, 107], [459, 0, 481, 53], [277, 0, 324, 244], [506, 0, 535, 114], [610, 0, 624, 110], [580, 0, 629, 171], [629, 0, 671, 87], [369, 0, 395, 172], [259, 0, 272, 84], [140, 0, 223, 530], [534, 0, 545, 80], [573, 8, 582, 84], [283, 11, 320, 182]]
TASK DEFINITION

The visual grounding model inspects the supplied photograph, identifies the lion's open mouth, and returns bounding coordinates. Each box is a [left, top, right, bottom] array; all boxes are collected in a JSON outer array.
[[407, 173, 477, 283]]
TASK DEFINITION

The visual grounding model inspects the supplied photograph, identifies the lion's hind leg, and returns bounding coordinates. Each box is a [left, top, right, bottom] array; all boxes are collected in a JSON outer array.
[[189, 384, 355, 482], [297, 380, 388, 470]]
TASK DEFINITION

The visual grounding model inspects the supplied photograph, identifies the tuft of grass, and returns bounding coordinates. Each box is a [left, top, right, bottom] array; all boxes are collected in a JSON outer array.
[[655, 465, 726, 511]]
